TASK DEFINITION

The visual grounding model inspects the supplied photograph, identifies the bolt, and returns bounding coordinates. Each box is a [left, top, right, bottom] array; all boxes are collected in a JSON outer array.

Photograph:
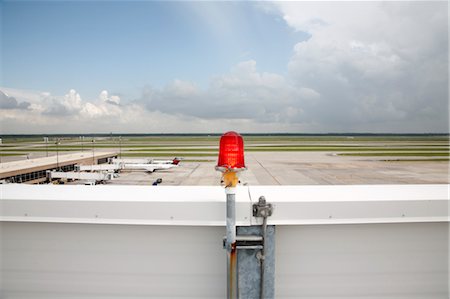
[[256, 251, 265, 261], [258, 196, 266, 204]]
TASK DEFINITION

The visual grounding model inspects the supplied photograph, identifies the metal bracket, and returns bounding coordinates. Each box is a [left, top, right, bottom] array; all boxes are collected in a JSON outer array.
[[223, 235, 263, 250], [253, 196, 273, 218]]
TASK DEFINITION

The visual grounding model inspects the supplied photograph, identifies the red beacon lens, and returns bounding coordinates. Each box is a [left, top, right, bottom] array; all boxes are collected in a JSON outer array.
[[216, 131, 246, 171]]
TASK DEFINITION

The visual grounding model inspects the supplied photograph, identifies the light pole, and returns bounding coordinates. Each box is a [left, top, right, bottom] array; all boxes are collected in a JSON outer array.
[[92, 138, 95, 164], [216, 131, 246, 299], [119, 136, 122, 159], [55, 139, 60, 170], [44, 137, 48, 157]]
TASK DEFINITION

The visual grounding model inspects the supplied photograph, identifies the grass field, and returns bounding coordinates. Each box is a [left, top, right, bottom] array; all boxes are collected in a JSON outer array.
[[339, 152, 449, 157], [1, 134, 448, 161]]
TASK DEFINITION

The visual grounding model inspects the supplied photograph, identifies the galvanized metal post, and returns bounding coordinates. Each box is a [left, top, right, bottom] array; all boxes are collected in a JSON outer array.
[[226, 188, 238, 299], [260, 214, 268, 299], [237, 225, 275, 299]]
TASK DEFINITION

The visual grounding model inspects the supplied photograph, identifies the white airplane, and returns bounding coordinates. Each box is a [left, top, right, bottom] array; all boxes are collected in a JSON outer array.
[[152, 157, 182, 165], [122, 158, 181, 173], [110, 158, 152, 164], [110, 157, 182, 165]]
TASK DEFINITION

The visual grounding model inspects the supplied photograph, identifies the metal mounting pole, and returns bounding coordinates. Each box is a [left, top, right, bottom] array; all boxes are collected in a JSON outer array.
[[253, 196, 274, 299], [226, 187, 238, 299]]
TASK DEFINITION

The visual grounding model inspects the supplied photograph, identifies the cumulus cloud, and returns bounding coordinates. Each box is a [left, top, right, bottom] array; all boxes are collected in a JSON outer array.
[[42, 89, 83, 116], [0, 90, 31, 110], [1, 88, 141, 133], [79, 90, 122, 118], [2, 86, 303, 134], [135, 1, 447, 132], [38, 89, 123, 119], [140, 60, 318, 124], [99, 90, 121, 105], [272, 1, 448, 132], [1, 2, 447, 133]]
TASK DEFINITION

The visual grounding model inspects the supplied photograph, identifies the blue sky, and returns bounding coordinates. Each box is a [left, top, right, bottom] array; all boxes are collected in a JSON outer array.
[[0, 1, 447, 133], [2, 1, 308, 99]]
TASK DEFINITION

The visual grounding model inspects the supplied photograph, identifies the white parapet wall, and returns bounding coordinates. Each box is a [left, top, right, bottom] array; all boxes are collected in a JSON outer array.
[[1, 184, 447, 225], [0, 184, 449, 298]]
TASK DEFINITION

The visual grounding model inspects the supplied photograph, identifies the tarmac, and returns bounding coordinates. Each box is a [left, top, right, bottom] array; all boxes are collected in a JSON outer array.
[[108, 152, 449, 186]]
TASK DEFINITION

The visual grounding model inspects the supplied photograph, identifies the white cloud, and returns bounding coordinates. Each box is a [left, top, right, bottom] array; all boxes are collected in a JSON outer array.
[[80, 102, 104, 118], [136, 2, 447, 132], [64, 89, 83, 111], [99, 90, 121, 105], [1, 86, 313, 134], [139, 60, 316, 124], [41, 89, 84, 116], [0, 90, 31, 109], [271, 1, 448, 132], [0, 2, 447, 133]]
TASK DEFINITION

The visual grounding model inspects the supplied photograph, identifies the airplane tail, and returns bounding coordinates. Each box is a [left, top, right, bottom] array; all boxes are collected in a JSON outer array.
[[172, 158, 181, 165]]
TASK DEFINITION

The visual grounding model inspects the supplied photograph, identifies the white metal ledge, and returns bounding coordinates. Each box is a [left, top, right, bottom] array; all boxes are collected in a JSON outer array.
[[0, 184, 448, 226], [249, 184, 449, 225]]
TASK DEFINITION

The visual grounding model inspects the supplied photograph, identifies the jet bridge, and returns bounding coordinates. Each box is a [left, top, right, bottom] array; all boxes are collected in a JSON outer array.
[[47, 171, 115, 182], [76, 164, 121, 172]]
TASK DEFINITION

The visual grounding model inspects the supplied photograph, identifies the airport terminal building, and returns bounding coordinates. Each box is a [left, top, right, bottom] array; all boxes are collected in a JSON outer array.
[[0, 152, 117, 184]]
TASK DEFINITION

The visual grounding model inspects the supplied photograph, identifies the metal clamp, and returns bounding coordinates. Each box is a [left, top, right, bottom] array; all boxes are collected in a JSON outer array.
[[223, 235, 264, 250], [253, 196, 273, 218]]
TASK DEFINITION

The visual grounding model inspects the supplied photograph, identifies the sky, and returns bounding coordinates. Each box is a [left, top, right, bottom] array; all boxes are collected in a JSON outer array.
[[0, 1, 448, 134]]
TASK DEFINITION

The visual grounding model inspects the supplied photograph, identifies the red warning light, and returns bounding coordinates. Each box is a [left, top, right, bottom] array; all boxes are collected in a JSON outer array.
[[216, 131, 246, 172]]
